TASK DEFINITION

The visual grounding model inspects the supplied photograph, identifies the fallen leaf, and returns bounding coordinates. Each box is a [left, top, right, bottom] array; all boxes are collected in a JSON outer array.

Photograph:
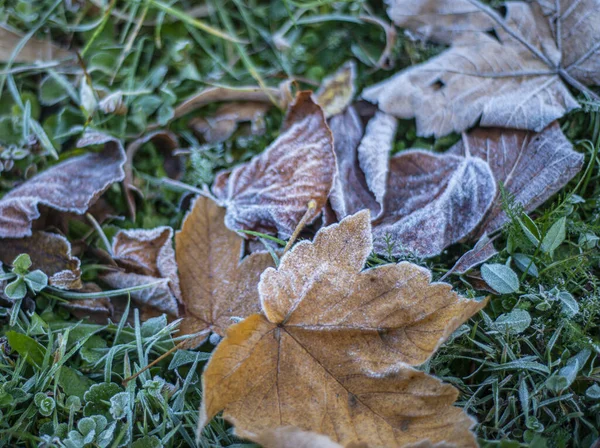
[[447, 123, 584, 236], [101, 227, 181, 317], [212, 92, 335, 238], [444, 234, 498, 278], [176, 196, 275, 346], [0, 231, 82, 289], [201, 211, 484, 447], [254, 426, 362, 448], [62, 283, 114, 324], [173, 83, 292, 121], [363, 0, 599, 136], [124, 130, 181, 220], [190, 101, 271, 143], [372, 149, 496, 257], [0, 131, 126, 238], [0, 25, 74, 63], [314, 61, 357, 118]]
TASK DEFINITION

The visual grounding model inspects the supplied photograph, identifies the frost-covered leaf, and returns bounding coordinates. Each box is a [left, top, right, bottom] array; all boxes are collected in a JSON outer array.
[[0, 232, 82, 289], [213, 92, 335, 238], [493, 309, 531, 334], [481, 263, 520, 294], [557, 291, 579, 317], [512, 253, 539, 278], [177, 196, 276, 346], [446, 234, 498, 276], [363, 0, 600, 136], [541, 217, 566, 255], [200, 211, 484, 447], [372, 149, 496, 257], [61, 283, 114, 323], [448, 124, 583, 236], [0, 132, 126, 238], [190, 101, 270, 143], [101, 227, 181, 318], [314, 61, 356, 118]]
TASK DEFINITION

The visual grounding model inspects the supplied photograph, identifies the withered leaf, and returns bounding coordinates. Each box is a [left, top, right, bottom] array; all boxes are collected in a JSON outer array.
[[443, 234, 498, 279], [372, 150, 496, 257], [363, 0, 600, 137], [448, 123, 584, 236], [201, 211, 484, 447], [314, 61, 357, 118], [0, 25, 74, 63], [0, 231, 82, 289], [177, 196, 275, 346], [101, 227, 181, 318], [212, 92, 335, 238], [62, 283, 114, 324], [190, 101, 271, 143], [0, 132, 126, 238]]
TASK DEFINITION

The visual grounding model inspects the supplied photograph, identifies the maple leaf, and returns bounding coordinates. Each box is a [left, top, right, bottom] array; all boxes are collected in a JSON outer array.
[[447, 122, 584, 236], [176, 196, 276, 345], [0, 131, 126, 238], [212, 92, 336, 238], [200, 211, 485, 447], [363, 0, 600, 137], [101, 227, 181, 318]]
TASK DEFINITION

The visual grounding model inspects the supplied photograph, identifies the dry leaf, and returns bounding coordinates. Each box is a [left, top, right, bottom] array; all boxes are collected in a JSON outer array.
[[372, 150, 496, 257], [62, 283, 114, 324], [173, 83, 292, 120], [363, 0, 600, 137], [190, 101, 271, 143], [444, 234, 498, 279], [176, 196, 275, 346], [448, 123, 584, 236], [314, 61, 357, 118], [101, 227, 181, 317], [0, 131, 126, 238], [254, 426, 366, 448], [0, 25, 74, 63], [123, 130, 181, 220], [212, 92, 335, 238], [201, 211, 484, 447], [0, 231, 82, 289]]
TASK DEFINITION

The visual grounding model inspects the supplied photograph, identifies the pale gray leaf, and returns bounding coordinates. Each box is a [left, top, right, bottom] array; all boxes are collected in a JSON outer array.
[[493, 309, 531, 334], [481, 263, 519, 294]]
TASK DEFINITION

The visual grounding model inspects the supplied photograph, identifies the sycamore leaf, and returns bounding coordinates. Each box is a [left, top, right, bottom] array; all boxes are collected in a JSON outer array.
[[0, 132, 126, 238], [212, 92, 335, 238], [201, 211, 484, 447], [372, 150, 496, 257], [190, 101, 271, 143], [363, 0, 600, 137], [314, 61, 357, 118], [101, 227, 181, 317], [448, 123, 583, 236], [0, 25, 74, 63], [177, 196, 275, 346], [0, 231, 81, 289]]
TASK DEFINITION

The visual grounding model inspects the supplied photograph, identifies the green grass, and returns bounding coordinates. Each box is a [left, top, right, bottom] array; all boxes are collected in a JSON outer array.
[[1, 0, 599, 447]]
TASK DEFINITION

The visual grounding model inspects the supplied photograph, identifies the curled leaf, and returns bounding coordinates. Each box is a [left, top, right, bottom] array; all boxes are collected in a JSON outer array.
[[177, 196, 275, 346], [372, 150, 496, 257], [101, 227, 181, 317], [201, 211, 484, 447], [363, 0, 599, 136], [213, 92, 335, 238], [314, 61, 356, 118], [0, 132, 126, 238], [0, 231, 82, 289]]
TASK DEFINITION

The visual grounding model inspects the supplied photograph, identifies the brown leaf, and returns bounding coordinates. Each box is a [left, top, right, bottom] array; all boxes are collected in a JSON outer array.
[[61, 283, 114, 324], [363, 0, 599, 137], [0, 25, 74, 63], [0, 131, 126, 238], [212, 92, 336, 238], [201, 211, 484, 447], [173, 83, 292, 120], [443, 234, 498, 279], [124, 130, 181, 220], [190, 101, 271, 143], [314, 61, 357, 118], [0, 231, 82, 289], [101, 227, 180, 317], [372, 150, 496, 257], [448, 123, 584, 236], [176, 196, 275, 346]]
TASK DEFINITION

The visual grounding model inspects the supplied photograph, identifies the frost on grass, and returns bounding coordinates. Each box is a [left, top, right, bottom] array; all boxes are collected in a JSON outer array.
[[200, 211, 485, 447], [363, 0, 600, 136], [0, 132, 126, 238], [212, 92, 335, 239]]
